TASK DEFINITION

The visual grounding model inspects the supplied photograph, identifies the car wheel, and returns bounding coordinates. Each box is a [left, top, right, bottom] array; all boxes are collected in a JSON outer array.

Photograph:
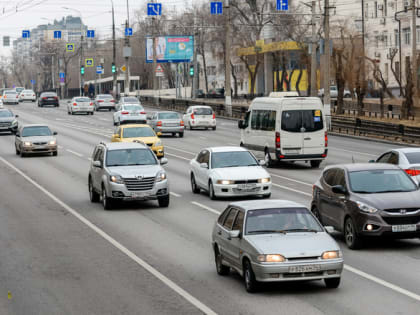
[[209, 181, 217, 200], [243, 259, 258, 293], [91, 112, 94, 115], [101, 186, 113, 210], [189, 123, 193, 130], [108, 108, 112, 112], [191, 174, 200, 194], [52, 151, 58, 156], [262, 193, 271, 199], [89, 178, 100, 202], [212, 126, 216, 130], [15, 145, 20, 155], [158, 195, 170, 207], [264, 150, 274, 168], [324, 277, 341, 289], [215, 247, 230, 276], [344, 217, 361, 249], [179, 132, 184, 138], [20, 149, 25, 158], [310, 160, 322, 168]]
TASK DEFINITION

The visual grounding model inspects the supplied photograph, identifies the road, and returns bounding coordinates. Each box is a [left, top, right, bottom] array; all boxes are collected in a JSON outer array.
[[0, 100, 419, 314]]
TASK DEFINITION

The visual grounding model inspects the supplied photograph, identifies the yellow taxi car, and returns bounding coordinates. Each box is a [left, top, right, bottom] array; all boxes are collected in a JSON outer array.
[[111, 124, 164, 158]]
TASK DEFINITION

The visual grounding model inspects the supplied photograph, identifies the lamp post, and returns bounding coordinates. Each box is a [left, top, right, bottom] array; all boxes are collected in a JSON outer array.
[[395, 8, 407, 97], [110, 0, 117, 98]]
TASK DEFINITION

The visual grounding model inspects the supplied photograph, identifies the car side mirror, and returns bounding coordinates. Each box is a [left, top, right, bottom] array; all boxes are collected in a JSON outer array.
[[332, 185, 347, 195], [53, 132, 58, 135], [160, 157, 168, 165], [200, 162, 209, 169], [324, 226, 334, 234], [258, 160, 266, 166], [93, 160, 102, 168], [228, 230, 241, 239], [156, 132, 162, 137]]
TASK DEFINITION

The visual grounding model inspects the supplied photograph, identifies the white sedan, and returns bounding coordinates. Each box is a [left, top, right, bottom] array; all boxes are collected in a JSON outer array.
[[183, 105, 216, 130], [190, 146, 271, 199], [67, 97, 95, 115], [19, 89, 36, 102]]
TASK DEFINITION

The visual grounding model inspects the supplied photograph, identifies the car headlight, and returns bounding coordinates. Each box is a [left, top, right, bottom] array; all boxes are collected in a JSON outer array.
[[155, 140, 162, 147], [156, 171, 166, 182], [322, 251, 341, 260], [216, 180, 235, 185], [49, 140, 56, 145], [257, 254, 285, 263], [23, 141, 32, 146], [356, 201, 378, 213], [258, 177, 271, 183], [110, 175, 124, 184]]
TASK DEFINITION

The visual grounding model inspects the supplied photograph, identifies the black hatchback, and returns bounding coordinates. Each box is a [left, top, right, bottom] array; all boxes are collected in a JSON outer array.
[[311, 163, 420, 249], [38, 92, 59, 107]]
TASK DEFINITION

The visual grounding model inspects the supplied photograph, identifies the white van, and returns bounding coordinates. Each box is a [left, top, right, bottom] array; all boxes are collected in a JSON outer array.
[[238, 96, 327, 168]]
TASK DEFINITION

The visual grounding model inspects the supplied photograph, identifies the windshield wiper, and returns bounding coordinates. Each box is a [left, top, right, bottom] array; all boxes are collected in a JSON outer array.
[[283, 228, 319, 233], [248, 230, 286, 234], [378, 190, 409, 193], [353, 190, 373, 194]]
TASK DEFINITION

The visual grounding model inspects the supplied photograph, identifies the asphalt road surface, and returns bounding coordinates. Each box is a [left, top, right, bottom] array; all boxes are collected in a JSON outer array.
[[0, 100, 419, 315]]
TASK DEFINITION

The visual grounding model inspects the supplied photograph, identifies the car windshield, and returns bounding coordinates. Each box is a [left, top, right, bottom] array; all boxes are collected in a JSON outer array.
[[245, 208, 323, 235], [281, 110, 324, 132], [75, 98, 90, 102], [106, 149, 157, 166], [158, 112, 179, 120], [123, 97, 139, 103], [22, 126, 52, 137], [0, 110, 13, 117], [193, 107, 213, 115], [123, 105, 143, 111], [122, 127, 155, 138], [211, 151, 258, 168], [405, 152, 420, 164], [349, 169, 418, 193]]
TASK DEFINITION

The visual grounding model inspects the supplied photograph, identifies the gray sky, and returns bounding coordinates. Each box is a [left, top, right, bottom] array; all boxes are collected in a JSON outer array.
[[0, 0, 198, 56]]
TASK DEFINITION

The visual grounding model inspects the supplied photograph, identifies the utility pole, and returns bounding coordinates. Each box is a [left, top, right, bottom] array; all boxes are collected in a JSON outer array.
[[111, 0, 117, 98], [412, 0, 417, 99], [124, 19, 130, 96], [310, 1, 317, 96], [323, 0, 331, 129], [192, 15, 198, 99], [152, 18, 158, 105], [225, 0, 232, 116], [80, 34, 84, 96]]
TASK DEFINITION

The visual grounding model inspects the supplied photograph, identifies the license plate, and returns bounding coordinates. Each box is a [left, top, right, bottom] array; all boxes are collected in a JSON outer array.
[[165, 123, 178, 127], [237, 184, 256, 189], [284, 149, 300, 154], [392, 224, 417, 232], [288, 265, 321, 273], [131, 192, 147, 198]]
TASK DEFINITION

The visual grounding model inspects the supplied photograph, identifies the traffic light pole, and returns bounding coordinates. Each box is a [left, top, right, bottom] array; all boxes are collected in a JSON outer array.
[[124, 19, 130, 96], [224, 0, 232, 116], [81, 34, 84, 96], [111, 0, 117, 98]]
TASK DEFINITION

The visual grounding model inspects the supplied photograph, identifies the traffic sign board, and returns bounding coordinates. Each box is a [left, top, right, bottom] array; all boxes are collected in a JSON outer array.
[[85, 58, 94, 67], [54, 31, 62, 39], [210, 2, 223, 15], [156, 64, 164, 72], [86, 30, 95, 38], [59, 72, 65, 79], [30, 79, 35, 85], [125, 28, 133, 36], [147, 3, 162, 16], [276, 0, 288, 11], [120, 65, 127, 72], [22, 30, 30, 38], [66, 43, 75, 52], [96, 66, 104, 74]]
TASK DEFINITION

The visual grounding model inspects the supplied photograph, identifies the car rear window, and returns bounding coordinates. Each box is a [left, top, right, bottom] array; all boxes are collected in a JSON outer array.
[[193, 107, 213, 115], [123, 97, 139, 103], [75, 98, 90, 102], [405, 152, 420, 164], [158, 112, 179, 120], [281, 110, 323, 132], [123, 105, 143, 111], [98, 95, 112, 99], [5, 91, 16, 95], [42, 93, 57, 97], [122, 127, 155, 138]]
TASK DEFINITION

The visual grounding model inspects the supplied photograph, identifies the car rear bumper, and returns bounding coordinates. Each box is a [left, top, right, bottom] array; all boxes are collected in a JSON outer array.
[[72, 107, 94, 112], [213, 182, 271, 197], [3, 100, 19, 104], [276, 149, 328, 161], [155, 126, 184, 133], [190, 120, 216, 128], [96, 104, 115, 110]]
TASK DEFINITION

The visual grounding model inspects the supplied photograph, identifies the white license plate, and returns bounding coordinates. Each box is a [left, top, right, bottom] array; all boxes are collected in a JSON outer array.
[[131, 192, 147, 198], [165, 123, 178, 127], [392, 224, 417, 232], [284, 149, 300, 154], [237, 184, 256, 189], [288, 265, 321, 273]]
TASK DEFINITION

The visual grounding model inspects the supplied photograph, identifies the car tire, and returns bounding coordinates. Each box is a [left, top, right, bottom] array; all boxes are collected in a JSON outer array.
[[209, 181, 217, 200], [212, 126, 216, 130], [89, 178, 100, 203], [188, 123, 193, 130], [179, 132, 184, 138], [158, 195, 170, 207], [52, 151, 58, 156], [264, 150, 274, 168], [20, 150, 25, 158], [344, 217, 361, 249], [101, 186, 113, 210], [191, 174, 200, 194], [108, 108, 112, 112], [310, 160, 322, 168], [312, 206, 323, 224], [243, 259, 258, 293], [215, 247, 230, 276], [15, 145, 20, 155], [324, 277, 341, 289], [262, 193, 271, 199]]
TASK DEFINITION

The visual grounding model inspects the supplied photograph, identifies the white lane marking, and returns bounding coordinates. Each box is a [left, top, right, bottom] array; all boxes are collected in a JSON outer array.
[[170, 192, 182, 197], [190, 198, 420, 303], [166, 152, 191, 161], [331, 147, 376, 157], [191, 201, 220, 215], [66, 149, 84, 158], [166, 145, 195, 155], [270, 174, 313, 187], [0, 157, 217, 315], [58, 145, 64, 149], [271, 183, 312, 196], [199, 137, 207, 140], [343, 264, 420, 302]]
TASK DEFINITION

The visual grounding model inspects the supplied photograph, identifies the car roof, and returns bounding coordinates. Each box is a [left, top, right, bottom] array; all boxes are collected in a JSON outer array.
[[325, 163, 401, 172], [191, 105, 211, 108], [393, 148, 420, 154], [229, 199, 307, 211], [21, 124, 50, 128], [102, 142, 149, 150], [158, 111, 178, 114], [119, 124, 151, 129], [208, 146, 248, 153]]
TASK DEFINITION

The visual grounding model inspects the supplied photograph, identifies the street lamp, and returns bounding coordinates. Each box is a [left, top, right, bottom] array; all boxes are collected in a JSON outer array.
[[110, 0, 117, 98]]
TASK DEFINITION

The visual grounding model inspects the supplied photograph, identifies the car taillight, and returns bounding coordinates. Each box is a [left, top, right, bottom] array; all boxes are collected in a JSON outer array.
[[54, 97, 58, 99], [90, 102, 93, 106], [180, 120, 184, 126], [16, 95, 18, 98], [73, 102, 77, 106], [121, 111, 129, 115], [275, 131, 280, 149], [110, 100, 115, 103], [140, 111, 146, 114], [191, 113, 195, 120], [98, 100, 104, 103], [43, 97, 47, 100], [325, 131, 328, 147], [157, 121, 162, 127], [405, 169, 420, 176], [33, 94, 35, 96], [212, 113, 216, 119]]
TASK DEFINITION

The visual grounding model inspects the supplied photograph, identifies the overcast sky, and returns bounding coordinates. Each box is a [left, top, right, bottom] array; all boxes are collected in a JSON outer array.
[[0, 0, 199, 56]]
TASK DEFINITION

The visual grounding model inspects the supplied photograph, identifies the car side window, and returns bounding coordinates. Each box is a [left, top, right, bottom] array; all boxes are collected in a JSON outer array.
[[93, 147, 102, 161], [232, 211, 244, 231], [388, 152, 399, 165], [218, 207, 231, 225], [196, 150, 205, 163], [377, 152, 391, 163], [333, 169, 346, 187], [323, 169, 337, 186], [202, 151, 210, 164], [98, 148, 105, 164], [223, 209, 238, 230], [243, 111, 250, 128]]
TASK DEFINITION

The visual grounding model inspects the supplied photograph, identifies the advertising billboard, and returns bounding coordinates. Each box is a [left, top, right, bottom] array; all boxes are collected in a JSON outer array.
[[146, 36, 194, 63]]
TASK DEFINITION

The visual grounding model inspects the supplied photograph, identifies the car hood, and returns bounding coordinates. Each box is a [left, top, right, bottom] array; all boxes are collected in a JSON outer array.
[[119, 137, 159, 145], [21, 136, 55, 142], [0, 117, 15, 123], [246, 232, 339, 257], [211, 166, 269, 180], [354, 190, 420, 210], [107, 164, 162, 178]]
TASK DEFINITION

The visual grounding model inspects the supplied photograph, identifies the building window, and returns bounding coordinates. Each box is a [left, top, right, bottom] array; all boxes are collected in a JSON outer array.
[[365, 3, 369, 18], [395, 61, 400, 80], [383, 33, 388, 47], [403, 27, 410, 45], [384, 0, 387, 16], [417, 26, 420, 43], [375, 1, 378, 18], [384, 63, 389, 83], [394, 29, 399, 46]]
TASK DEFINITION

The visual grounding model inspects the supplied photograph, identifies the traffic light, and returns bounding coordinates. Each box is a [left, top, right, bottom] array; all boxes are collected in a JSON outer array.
[[189, 65, 194, 76], [112, 63, 116, 73], [80, 66, 85, 75]]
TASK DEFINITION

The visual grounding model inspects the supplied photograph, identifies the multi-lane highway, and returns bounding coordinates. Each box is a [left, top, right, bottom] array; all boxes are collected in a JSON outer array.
[[1, 101, 420, 314]]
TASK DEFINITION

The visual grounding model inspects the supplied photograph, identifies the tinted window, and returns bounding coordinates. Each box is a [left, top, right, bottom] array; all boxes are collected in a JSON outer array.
[[377, 152, 391, 163], [75, 98, 90, 102], [158, 112, 180, 120], [333, 169, 346, 187], [193, 107, 213, 115], [202, 151, 210, 164], [123, 105, 143, 111], [22, 126, 52, 137], [123, 97, 139, 103], [106, 149, 157, 166], [223, 209, 238, 230], [0, 110, 13, 117], [42, 92, 57, 97], [405, 152, 420, 164], [123, 127, 155, 138], [251, 110, 276, 131], [218, 208, 231, 225], [232, 211, 244, 231], [243, 111, 250, 128], [323, 169, 337, 186], [282, 110, 323, 132], [388, 152, 399, 164], [211, 151, 258, 168], [349, 169, 417, 193]]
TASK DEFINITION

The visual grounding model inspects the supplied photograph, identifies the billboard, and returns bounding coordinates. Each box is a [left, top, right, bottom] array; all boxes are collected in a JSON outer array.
[[146, 36, 194, 63]]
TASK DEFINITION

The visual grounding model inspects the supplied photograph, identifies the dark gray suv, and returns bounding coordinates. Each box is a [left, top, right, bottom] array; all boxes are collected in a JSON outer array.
[[311, 163, 420, 249]]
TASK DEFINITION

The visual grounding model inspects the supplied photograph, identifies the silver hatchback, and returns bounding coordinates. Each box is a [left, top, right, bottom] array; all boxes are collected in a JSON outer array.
[[212, 200, 343, 292], [147, 111, 184, 137]]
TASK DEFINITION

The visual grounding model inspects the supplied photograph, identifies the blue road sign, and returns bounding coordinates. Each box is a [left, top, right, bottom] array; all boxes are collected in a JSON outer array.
[[54, 31, 62, 39], [66, 43, 75, 52], [85, 58, 94, 67], [276, 0, 288, 11], [86, 30, 95, 38], [147, 3, 162, 16], [96, 65, 103, 74], [125, 27, 133, 36], [22, 30, 30, 38], [210, 2, 223, 15], [59, 72, 65, 79], [30, 79, 35, 85]]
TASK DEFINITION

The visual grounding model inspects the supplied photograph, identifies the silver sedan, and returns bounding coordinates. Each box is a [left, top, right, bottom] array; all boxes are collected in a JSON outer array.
[[212, 200, 343, 292], [94, 94, 115, 111], [147, 111, 184, 137], [374, 148, 420, 182]]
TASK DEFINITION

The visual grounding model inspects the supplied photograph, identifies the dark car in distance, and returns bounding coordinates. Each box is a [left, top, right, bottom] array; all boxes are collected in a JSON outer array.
[[311, 163, 420, 249], [38, 92, 59, 107], [207, 88, 225, 99]]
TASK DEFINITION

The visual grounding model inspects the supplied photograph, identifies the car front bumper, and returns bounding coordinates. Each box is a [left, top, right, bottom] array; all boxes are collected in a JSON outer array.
[[251, 259, 344, 282], [213, 182, 271, 197], [21, 144, 57, 154], [107, 179, 169, 201]]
